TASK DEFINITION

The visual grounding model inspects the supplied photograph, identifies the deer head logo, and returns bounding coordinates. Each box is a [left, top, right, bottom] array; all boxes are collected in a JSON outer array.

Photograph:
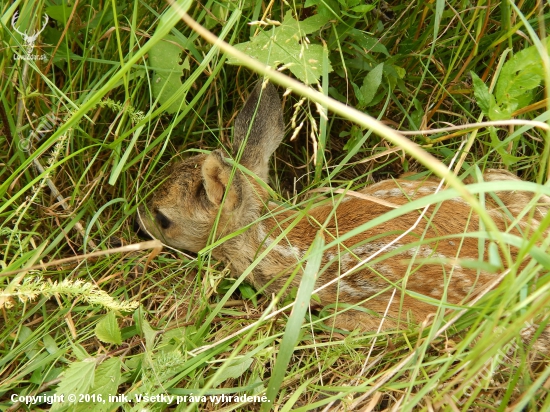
[[11, 11, 49, 56]]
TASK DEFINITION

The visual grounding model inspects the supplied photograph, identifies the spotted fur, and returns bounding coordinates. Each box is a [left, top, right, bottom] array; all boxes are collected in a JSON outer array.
[[138, 82, 550, 336]]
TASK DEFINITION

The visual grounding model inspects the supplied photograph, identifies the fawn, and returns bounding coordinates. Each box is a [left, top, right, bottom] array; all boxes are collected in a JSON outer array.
[[138, 81, 549, 332]]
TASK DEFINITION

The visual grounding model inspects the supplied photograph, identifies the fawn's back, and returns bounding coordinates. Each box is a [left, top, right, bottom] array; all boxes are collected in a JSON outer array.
[[138, 81, 549, 331]]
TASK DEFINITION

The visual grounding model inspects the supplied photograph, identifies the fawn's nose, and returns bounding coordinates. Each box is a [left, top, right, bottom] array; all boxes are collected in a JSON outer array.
[[133, 217, 151, 240]]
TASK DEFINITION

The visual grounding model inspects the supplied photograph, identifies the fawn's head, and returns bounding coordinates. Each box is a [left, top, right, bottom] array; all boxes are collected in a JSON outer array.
[[137, 81, 284, 252]]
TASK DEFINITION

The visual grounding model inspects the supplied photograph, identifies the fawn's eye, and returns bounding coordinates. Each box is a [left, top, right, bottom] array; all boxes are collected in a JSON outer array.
[[155, 210, 171, 230]]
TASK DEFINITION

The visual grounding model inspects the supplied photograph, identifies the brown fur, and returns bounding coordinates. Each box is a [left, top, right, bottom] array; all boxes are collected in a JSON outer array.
[[138, 81, 550, 335]]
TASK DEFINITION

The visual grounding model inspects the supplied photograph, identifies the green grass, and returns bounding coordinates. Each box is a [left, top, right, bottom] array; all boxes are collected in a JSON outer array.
[[1, 0, 550, 411]]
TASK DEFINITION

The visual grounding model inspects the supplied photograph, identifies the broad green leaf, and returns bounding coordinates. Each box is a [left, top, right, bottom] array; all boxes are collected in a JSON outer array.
[[347, 29, 389, 56], [211, 357, 254, 387], [299, 14, 330, 34], [471, 71, 492, 116], [205, 3, 229, 29], [71, 342, 90, 360], [488, 102, 512, 121], [92, 358, 121, 395], [141, 318, 157, 350], [74, 358, 121, 412], [304, 0, 341, 18], [382, 64, 405, 92], [393, 65, 406, 79], [501, 65, 543, 99], [410, 97, 424, 130], [495, 37, 550, 111], [18, 326, 39, 360], [43, 335, 59, 354], [352, 81, 364, 106], [181, 55, 190, 71], [360, 62, 384, 106], [328, 86, 347, 102], [472, 37, 549, 120], [207, 0, 255, 28], [45, 5, 73, 25], [95, 312, 122, 345], [159, 327, 186, 349], [343, 125, 363, 151], [311, 293, 322, 305], [149, 35, 188, 113], [495, 36, 550, 101], [239, 282, 258, 306], [489, 127, 521, 166], [54, 360, 96, 402], [228, 11, 332, 84], [88, 8, 115, 29], [351, 4, 376, 13]]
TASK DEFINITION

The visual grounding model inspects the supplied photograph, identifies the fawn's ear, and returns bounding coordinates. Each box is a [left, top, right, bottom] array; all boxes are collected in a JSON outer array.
[[202, 149, 242, 211], [233, 81, 284, 181]]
